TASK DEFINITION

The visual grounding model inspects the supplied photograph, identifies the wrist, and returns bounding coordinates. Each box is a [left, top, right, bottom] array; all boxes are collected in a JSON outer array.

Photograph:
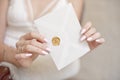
[[0, 50, 4, 62], [5, 47, 21, 67], [0, 43, 21, 67], [0, 43, 5, 62], [3, 47, 7, 62]]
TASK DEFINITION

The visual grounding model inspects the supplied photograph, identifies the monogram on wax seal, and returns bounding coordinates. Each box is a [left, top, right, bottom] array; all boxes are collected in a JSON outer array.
[[52, 36, 60, 46]]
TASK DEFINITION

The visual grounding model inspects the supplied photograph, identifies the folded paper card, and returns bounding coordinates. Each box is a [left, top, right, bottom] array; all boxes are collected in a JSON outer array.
[[34, 3, 90, 70]]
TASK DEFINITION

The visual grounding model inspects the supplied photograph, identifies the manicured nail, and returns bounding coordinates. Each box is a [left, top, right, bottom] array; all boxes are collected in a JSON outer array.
[[44, 38, 48, 42], [96, 38, 105, 43], [41, 51, 48, 55], [96, 39, 102, 43], [96, 39, 104, 43], [25, 54, 32, 57], [80, 35, 86, 41], [46, 48, 51, 52], [15, 54, 32, 59], [87, 37, 93, 41], [81, 29, 86, 34], [22, 54, 32, 58]]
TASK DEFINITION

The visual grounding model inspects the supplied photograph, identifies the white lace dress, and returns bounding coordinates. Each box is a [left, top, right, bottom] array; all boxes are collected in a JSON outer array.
[[0, 0, 80, 80]]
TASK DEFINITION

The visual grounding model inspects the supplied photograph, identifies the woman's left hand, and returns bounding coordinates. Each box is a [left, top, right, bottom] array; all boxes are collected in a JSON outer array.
[[80, 22, 105, 50]]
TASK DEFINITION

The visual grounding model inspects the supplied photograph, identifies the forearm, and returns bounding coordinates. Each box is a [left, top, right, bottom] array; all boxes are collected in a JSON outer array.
[[68, 0, 84, 21], [78, 0, 84, 21], [0, 42, 20, 67]]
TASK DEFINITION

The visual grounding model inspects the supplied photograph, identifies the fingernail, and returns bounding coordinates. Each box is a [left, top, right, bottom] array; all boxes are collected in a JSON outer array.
[[81, 29, 86, 34], [25, 54, 32, 57], [44, 38, 48, 42], [46, 48, 51, 52], [87, 37, 93, 41], [96, 39, 101, 43], [80, 35, 86, 41], [41, 51, 48, 55]]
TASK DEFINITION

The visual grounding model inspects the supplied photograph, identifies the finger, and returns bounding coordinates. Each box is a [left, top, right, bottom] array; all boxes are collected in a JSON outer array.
[[81, 27, 96, 41], [20, 32, 48, 43], [96, 38, 105, 43], [87, 32, 101, 42], [17, 46, 23, 53], [84, 27, 96, 37], [81, 22, 92, 34], [23, 45, 49, 55], [15, 53, 32, 59], [22, 39, 51, 52], [16, 40, 25, 48]]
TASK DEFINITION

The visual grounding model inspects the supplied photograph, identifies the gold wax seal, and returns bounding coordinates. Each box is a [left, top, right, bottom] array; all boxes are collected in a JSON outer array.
[[52, 36, 60, 46]]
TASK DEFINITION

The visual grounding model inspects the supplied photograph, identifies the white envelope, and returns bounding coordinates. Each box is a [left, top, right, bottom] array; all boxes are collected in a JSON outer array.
[[34, 3, 90, 70]]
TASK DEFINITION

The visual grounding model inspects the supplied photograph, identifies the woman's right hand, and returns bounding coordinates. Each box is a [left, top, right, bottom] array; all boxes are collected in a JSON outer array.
[[15, 32, 51, 67]]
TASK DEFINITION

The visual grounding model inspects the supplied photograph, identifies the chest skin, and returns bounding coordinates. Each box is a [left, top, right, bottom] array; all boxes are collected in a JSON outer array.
[[31, 0, 55, 20]]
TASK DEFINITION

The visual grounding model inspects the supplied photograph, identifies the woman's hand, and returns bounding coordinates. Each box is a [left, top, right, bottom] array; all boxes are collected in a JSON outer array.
[[80, 22, 105, 50], [15, 32, 51, 67]]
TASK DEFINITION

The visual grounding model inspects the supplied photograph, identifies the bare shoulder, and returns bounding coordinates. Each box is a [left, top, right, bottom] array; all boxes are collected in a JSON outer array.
[[68, 0, 83, 20]]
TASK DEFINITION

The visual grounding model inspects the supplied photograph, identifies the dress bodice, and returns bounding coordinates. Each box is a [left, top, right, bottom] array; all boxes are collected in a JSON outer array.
[[3, 0, 80, 80]]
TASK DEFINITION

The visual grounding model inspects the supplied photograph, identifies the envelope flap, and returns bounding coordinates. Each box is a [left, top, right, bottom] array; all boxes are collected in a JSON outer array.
[[34, 4, 70, 31]]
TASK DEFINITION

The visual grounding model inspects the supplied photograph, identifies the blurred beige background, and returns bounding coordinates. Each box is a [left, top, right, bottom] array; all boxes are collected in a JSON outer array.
[[69, 0, 120, 80]]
